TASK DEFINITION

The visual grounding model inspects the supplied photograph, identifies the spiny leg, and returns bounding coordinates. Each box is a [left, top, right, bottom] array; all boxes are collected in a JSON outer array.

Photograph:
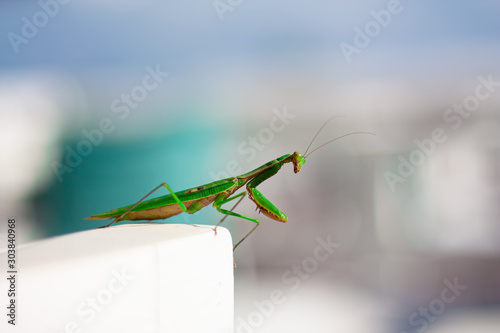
[[213, 193, 260, 250], [98, 182, 188, 228], [226, 166, 288, 249], [246, 164, 288, 222]]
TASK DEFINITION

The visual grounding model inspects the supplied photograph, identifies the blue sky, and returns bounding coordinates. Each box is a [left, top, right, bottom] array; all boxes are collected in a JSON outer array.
[[1, 0, 499, 76]]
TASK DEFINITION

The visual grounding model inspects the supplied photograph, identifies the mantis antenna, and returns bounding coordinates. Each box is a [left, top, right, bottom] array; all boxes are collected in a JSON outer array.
[[303, 114, 345, 156], [304, 131, 376, 158], [303, 116, 375, 158]]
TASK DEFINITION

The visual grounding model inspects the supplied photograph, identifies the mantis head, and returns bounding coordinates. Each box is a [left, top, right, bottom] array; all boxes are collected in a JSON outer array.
[[291, 152, 306, 173]]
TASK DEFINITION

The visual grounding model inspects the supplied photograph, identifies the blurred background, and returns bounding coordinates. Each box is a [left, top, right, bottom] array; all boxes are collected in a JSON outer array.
[[1, 0, 500, 332]]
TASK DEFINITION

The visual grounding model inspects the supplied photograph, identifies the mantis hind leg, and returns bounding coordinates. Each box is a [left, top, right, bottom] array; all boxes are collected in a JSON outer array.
[[98, 182, 188, 228], [213, 192, 260, 250]]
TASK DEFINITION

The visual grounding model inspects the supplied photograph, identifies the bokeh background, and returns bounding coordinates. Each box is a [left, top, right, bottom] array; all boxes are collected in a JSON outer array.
[[1, 1, 500, 332]]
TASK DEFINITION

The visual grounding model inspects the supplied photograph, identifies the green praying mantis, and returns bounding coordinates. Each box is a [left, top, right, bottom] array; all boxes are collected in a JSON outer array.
[[86, 117, 373, 250]]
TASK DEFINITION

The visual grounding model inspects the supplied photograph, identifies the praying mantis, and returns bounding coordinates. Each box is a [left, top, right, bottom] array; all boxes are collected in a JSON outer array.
[[85, 117, 373, 250]]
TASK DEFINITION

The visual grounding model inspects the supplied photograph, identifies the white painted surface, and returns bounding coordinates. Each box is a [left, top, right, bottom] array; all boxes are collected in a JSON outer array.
[[0, 224, 234, 333]]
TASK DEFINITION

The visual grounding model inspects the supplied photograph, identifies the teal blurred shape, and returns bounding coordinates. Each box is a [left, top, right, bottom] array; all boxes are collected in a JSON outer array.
[[36, 121, 222, 237]]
